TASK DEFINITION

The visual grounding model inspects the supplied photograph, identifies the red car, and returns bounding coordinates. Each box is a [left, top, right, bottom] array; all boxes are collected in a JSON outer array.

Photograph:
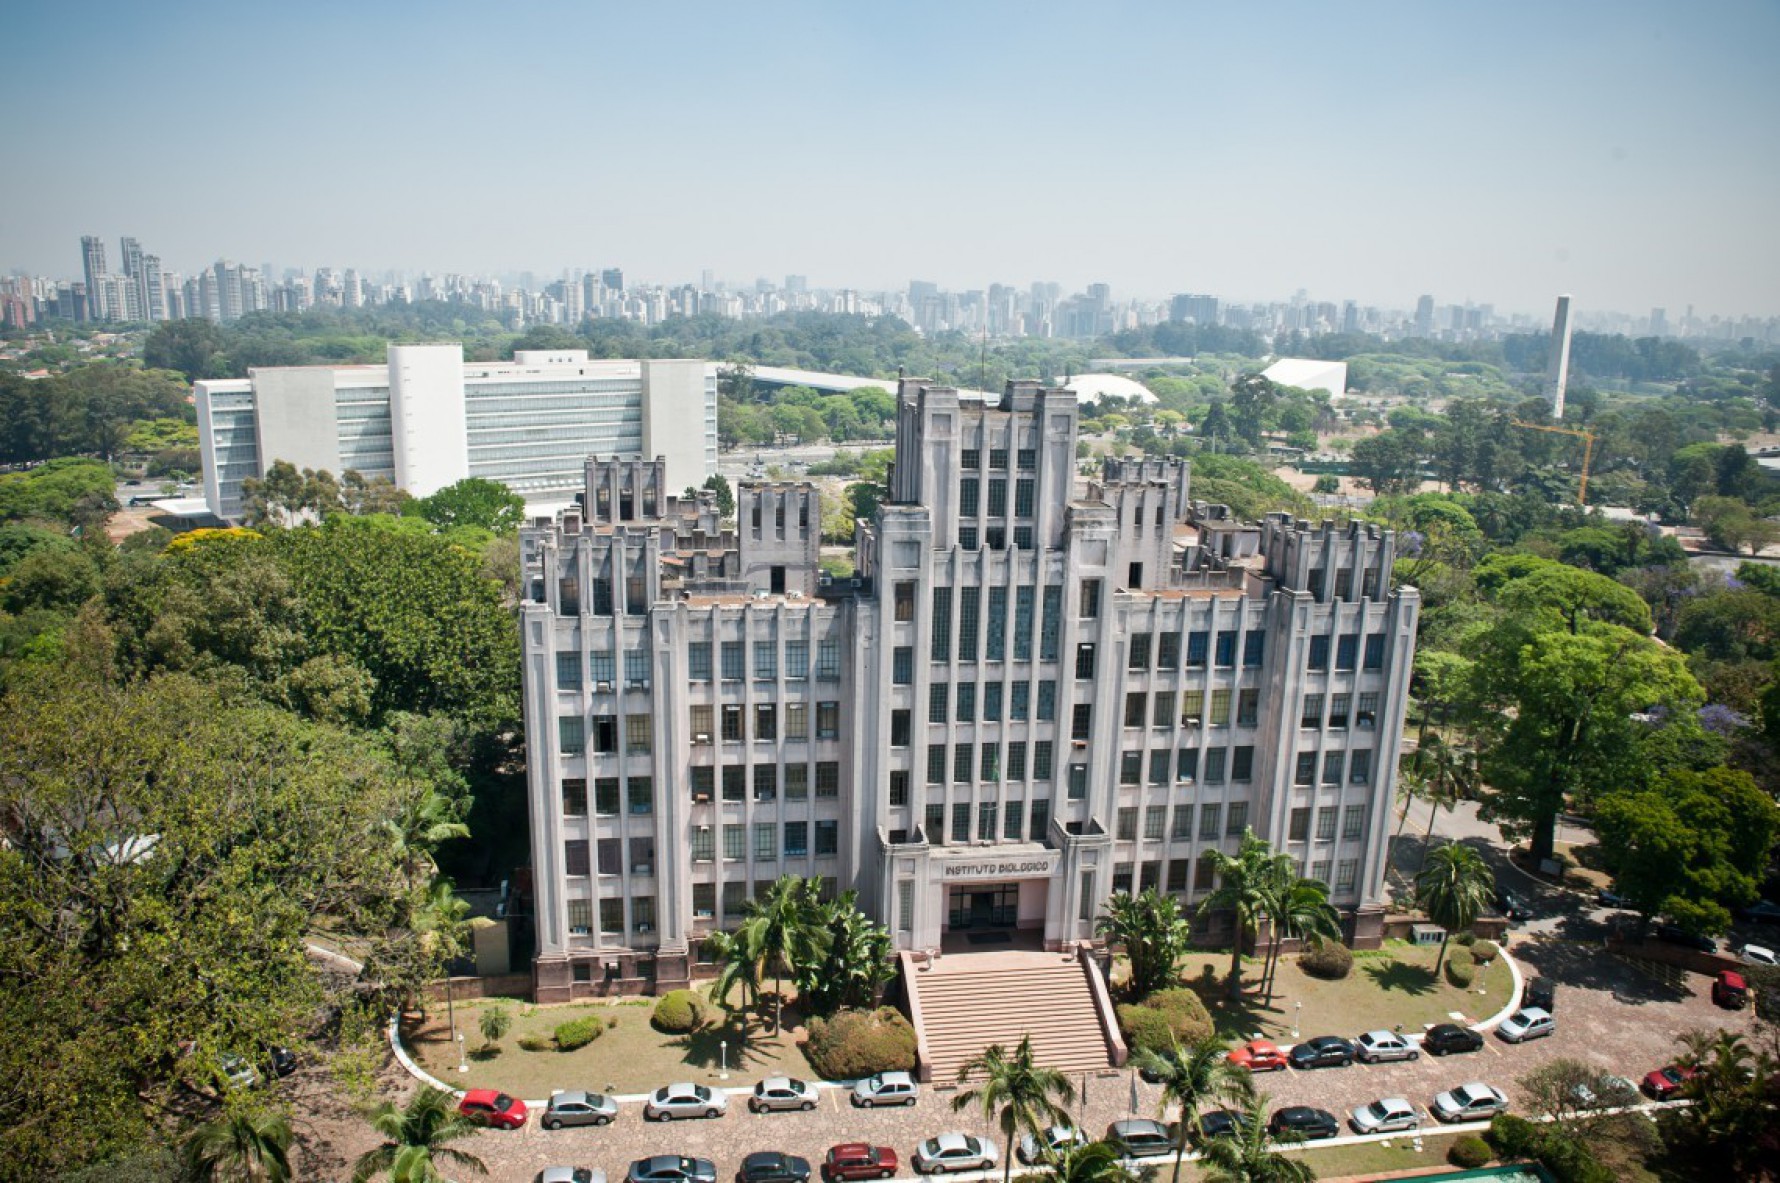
[[1228, 1039, 1289, 1072], [1642, 1064, 1701, 1100], [823, 1143, 898, 1181], [458, 1088, 528, 1129], [1711, 970, 1749, 1010]]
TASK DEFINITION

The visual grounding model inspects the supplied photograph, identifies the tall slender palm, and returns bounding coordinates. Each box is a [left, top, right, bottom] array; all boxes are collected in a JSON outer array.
[[388, 785, 471, 891], [704, 929, 762, 1022], [1196, 1095, 1315, 1183], [952, 1034, 1077, 1183], [1197, 829, 1279, 999], [1414, 842, 1495, 976], [1095, 888, 1194, 1002], [1262, 877, 1342, 1000], [1133, 1035, 1254, 1183], [739, 875, 829, 1032], [1043, 1141, 1142, 1183], [351, 1086, 486, 1182], [184, 1109, 294, 1182]]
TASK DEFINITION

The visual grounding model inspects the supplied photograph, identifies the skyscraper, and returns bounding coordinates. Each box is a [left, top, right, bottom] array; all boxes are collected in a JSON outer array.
[[1413, 294, 1434, 338], [1545, 295, 1573, 419], [80, 235, 109, 321]]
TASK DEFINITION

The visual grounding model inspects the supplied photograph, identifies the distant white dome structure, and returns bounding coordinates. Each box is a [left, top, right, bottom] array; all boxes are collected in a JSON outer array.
[[1063, 372, 1158, 405], [1261, 358, 1348, 398]]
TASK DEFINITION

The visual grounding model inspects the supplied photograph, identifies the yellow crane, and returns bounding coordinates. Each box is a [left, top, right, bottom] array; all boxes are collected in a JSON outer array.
[[1511, 420, 1596, 505]]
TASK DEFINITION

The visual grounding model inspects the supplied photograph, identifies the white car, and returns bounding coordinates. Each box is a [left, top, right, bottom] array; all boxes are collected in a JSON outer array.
[[1433, 1082, 1510, 1122], [749, 1076, 817, 1113], [1016, 1125, 1088, 1164], [851, 1070, 918, 1107], [1355, 1030, 1420, 1063], [1572, 1075, 1638, 1110], [539, 1171, 608, 1183], [1349, 1097, 1420, 1134], [1497, 1007, 1555, 1043], [913, 1133, 998, 1174], [643, 1082, 728, 1121], [1736, 943, 1778, 967]]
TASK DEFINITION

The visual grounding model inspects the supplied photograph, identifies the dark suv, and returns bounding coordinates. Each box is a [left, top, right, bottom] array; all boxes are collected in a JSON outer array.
[[1423, 1023, 1484, 1056], [1288, 1036, 1355, 1069], [1268, 1107, 1339, 1140], [1522, 977, 1555, 1013]]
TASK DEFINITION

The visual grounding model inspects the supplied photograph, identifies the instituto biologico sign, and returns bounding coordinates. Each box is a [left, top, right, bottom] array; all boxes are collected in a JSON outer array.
[[938, 850, 1061, 880]]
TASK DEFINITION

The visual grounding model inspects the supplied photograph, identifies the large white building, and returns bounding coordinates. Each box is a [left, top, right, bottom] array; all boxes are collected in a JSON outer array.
[[520, 377, 1418, 1002], [194, 345, 717, 520]]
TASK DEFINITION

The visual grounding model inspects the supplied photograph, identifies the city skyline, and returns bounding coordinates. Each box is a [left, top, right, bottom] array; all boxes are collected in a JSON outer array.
[[4, 1, 1778, 319]]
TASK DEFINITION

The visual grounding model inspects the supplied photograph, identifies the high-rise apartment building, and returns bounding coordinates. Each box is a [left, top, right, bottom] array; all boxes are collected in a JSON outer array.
[[1546, 295, 1573, 418], [80, 236, 109, 321], [520, 378, 1418, 1000]]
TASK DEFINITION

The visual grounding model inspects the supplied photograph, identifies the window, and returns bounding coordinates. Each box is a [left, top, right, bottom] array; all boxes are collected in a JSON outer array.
[[893, 646, 913, 684], [785, 640, 808, 680], [889, 770, 910, 806], [721, 641, 744, 680], [1144, 805, 1166, 840], [1013, 586, 1035, 660], [1316, 808, 1338, 842], [983, 682, 1003, 720], [689, 704, 713, 741], [1117, 807, 1138, 840], [1301, 693, 1324, 729], [1124, 692, 1147, 728], [1010, 681, 1029, 720], [786, 703, 808, 741], [723, 824, 745, 860], [1329, 693, 1350, 728], [817, 702, 839, 739], [721, 704, 744, 743], [1017, 447, 1036, 470], [952, 803, 972, 843], [816, 762, 839, 797], [925, 803, 946, 842], [1120, 751, 1141, 784], [1243, 630, 1265, 667], [1364, 633, 1386, 670], [1323, 752, 1345, 784], [690, 766, 714, 801], [1080, 578, 1101, 619], [628, 777, 653, 814], [556, 651, 582, 690], [1181, 690, 1204, 726], [595, 778, 620, 815], [988, 479, 1007, 516], [817, 639, 841, 680], [1173, 806, 1194, 838], [894, 581, 915, 622], [600, 898, 623, 932], [1336, 634, 1358, 671], [568, 898, 592, 935], [1356, 692, 1379, 728], [1149, 750, 1170, 785], [751, 643, 775, 681], [930, 588, 952, 660], [1227, 800, 1249, 834], [1037, 680, 1056, 721], [783, 821, 808, 857], [691, 827, 715, 862], [958, 587, 980, 660], [1363, 567, 1381, 599], [927, 744, 946, 784], [1236, 688, 1259, 727], [1199, 804, 1222, 839], [990, 447, 1009, 470], [597, 837, 620, 875], [1343, 805, 1365, 841], [591, 578, 613, 617], [1308, 635, 1329, 670], [1335, 568, 1352, 599], [980, 744, 1001, 781], [929, 683, 949, 722], [1232, 746, 1254, 781], [1004, 800, 1024, 838], [1071, 703, 1092, 740], [1008, 741, 1027, 780], [723, 881, 746, 917], [955, 682, 976, 721], [1289, 807, 1312, 841], [1336, 859, 1358, 891], [589, 650, 616, 686], [785, 765, 808, 799], [692, 883, 715, 919], [1068, 764, 1088, 800], [1186, 631, 1209, 667], [1150, 690, 1176, 727], [754, 823, 776, 860], [564, 839, 590, 876], [1033, 741, 1053, 780], [559, 716, 585, 755], [1141, 861, 1161, 891], [953, 743, 973, 783], [1075, 642, 1096, 679], [755, 704, 777, 741], [1014, 478, 1035, 517], [593, 714, 617, 753], [1204, 747, 1227, 784], [1129, 633, 1152, 670], [562, 778, 587, 815], [978, 800, 999, 839], [960, 478, 980, 516], [1158, 632, 1180, 669], [816, 820, 838, 856], [891, 709, 911, 747], [1349, 749, 1373, 783], [1311, 860, 1331, 886], [624, 648, 649, 687], [959, 526, 978, 550], [1040, 585, 1062, 660], [687, 642, 712, 681], [1308, 569, 1325, 601], [1294, 752, 1317, 785], [754, 765, 777, 801], [1029, 798, 1050, 841], [1215, 631, 1237, 667], [1167, 859, 1190, 892], [961, 447, 980, 470], [1205, 688, 1231, 727], [986, 587, 1007, 661]]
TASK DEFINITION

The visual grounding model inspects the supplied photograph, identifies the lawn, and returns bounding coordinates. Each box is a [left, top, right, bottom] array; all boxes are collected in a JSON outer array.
[[1268, 1131, 1464, 1180], [1173, 940, 1512, 1043], [403, 995, 821, 1097]]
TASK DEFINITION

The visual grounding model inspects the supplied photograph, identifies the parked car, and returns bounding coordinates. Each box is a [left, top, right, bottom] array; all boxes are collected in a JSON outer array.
[[1735, 899, 1780, 925], [737, 1153, 811, 1183], [1496, 889, 1531, 921], [1433, 1082, 1509, 1122], [1016, 1125, 1087, 1164], [267, 1046, 298, 1078], [750, 1077, 817, 1113], [850, 1070, 918, 1108], [1653, 923, 1717, 953], [1712, 970, 1750, 1010], [218, 1053, 258, 1090], [1596, 887, 1627, 908], [1355, 1030, 1420, 1063], [1424, 1023, 1485, 1056], [644, 1082, 727, 1121], [627, 1157, 717, 1183], [1268, 1107, 1339, 1140], [1105, 1119, 1174, 1157], [1497, 1007, 1555, 1043], [1198, 1109, 1256, 1140], [1349, 1097, 1420, 1135], [1571, 1075, 1638, 1110], [459, 1089, 528, 1130], [1642, 1064, 1702, 1100], [1227, 1038, 1289, 1072], [1289, 1036, 1356, 1069], [821, 1144, 897, 1182], [1735, 943, 1778, 967], [539, 1170, 607, 1183], [1522, 977, 1556, 1013], [543, 1090, 619, 1129], [912, 1133, 998, 1174]]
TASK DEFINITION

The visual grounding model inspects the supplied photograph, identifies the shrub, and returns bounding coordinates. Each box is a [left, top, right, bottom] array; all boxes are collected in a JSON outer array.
[[477, 1005, 512, 1049], [517, 1035, 551, 1052], [652, 989, 706, 1033], [1449, 1136, 1492, 1169], [554, 1015, 605, 1051], [1445, 952, 1476, 988], [1299, 938, 1354, 980], [1145, 988, 1214, 1044], [1453, 930, 1478, 947], [1471, 939, 1499, 964], [1116, 1004, 1176, 1056], [1486, 1113, 1540, 1159], [805, 1007, 917, 1080]]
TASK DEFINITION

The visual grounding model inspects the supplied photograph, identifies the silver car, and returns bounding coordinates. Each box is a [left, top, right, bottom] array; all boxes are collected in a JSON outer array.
[[1433, 1082, 1509, 1122], [850, 1070, 918, 1107], [1349, 1097, 1420, 1134], [1016, 1125, 1088, 1164], [538, 1170, 608, 1183], [1355, 1030, 1420, 1063], [643, 1082, 728, 1121], [749, 1076, 817, 1113], [913, 1133, 998, 1174], [542, 1090, 619, 1129]]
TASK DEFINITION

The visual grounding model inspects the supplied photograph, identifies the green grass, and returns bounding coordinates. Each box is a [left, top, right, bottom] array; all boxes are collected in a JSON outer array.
[[404, 995, 820, 1096]]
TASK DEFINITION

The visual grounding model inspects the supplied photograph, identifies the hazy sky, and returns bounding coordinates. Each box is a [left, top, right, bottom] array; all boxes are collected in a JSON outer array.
[[5, 0, 1778, 318]]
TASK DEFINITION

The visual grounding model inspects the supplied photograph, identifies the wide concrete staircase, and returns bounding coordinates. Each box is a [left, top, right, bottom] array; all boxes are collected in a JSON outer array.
[[907, 952, 1121, 1084]]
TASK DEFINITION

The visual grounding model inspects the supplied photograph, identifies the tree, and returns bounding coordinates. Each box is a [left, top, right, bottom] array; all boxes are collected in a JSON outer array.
[[795, 891, 895, 1015], [1195, 1094, 1315, 1183], [183, 1110, 294, 1182], [1693, 495, 1780, 556], [951, 1034, 1076, 1183], [477, 1005, 512, 1052], [1414, 736, 1481, 873], [143, 318, 227, 381], [1197, 829, 1280, 998], [1262, 876, 1341, 999], [407, 478, 524, 536], [1134, 1036, 1253, 1183], [351, 1086, 487, 1182], [703, 473, 735, 518], [704, 929, 762, 1020], [1040, 1141, 1143, 1183], [1350, 429, 1425, 495], [1414, 843, 1495, 975], [1096, 889, 1194, 1002], [737, 876, 829, 1033], [1657, 1029, 1779, 1179]]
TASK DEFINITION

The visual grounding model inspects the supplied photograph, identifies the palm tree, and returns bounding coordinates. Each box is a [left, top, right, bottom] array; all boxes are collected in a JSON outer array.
[[1414, 842, 1495, 975], [1095, 888, 1194, 1001], [1197, 829, 1280, 999], [386, 779, 471, 893], [351, 1086, 486, 1183], [184, 1110, 293, 1182], [1043, 1141, 1142, 1183], [952, 1034, 1077, 1183], [738, 875, 829, 1032], [1262, 876, 1342, 1000], [1196, 1095, 1315, 1183], [1134, 1035, 1254, 1183], [704, 929, 762, 1023]]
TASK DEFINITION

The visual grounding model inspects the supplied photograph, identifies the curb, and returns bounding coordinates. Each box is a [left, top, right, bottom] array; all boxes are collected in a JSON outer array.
[[1475, 939, 1526, 1033]]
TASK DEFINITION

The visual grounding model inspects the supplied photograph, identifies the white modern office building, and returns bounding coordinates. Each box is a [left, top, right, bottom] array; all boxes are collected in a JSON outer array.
[[193, 344, 717, 520], [520, 377, 1419, 1002]]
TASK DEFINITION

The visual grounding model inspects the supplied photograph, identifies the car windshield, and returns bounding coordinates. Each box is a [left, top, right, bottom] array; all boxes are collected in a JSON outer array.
[[693, 1085, 710, 1100], [961, 1137, 980, 1153], [1367, 1101, 1390, 1117], [493, 1094, 515, 1112]]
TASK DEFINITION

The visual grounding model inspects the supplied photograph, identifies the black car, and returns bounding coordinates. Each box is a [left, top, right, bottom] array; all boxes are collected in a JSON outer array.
[[738, 1154, 811, 1183], [1423, 1023, 1484, 1056], [267, 1046, 298, 1077], [1198, 1109, 1256, 1140], [1496, 890, 1531, 921], [1654, 924, 1717, 953], [1596, 888, 1626, 909], [1268, 1107, 1339, 1140], [1736, 900, 1780, 926], [1522, 977, 1555, 1014], [1288, 1036, 1355, 1069]]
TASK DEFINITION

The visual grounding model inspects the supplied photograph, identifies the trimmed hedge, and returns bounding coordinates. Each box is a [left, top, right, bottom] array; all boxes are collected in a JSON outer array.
[[1299, 938, 1354, 980], [652, 989, 706, 1033], [1445, 949, 1476, 988], [1486, 1113, 1540, 1159], [805, 1007, 917, 1080], [1453, 930, 1478, 947], [517, 1034, 552, 1052], [1449, 1136, 1492, 1169], [1116, 987, 1215, 1055], [1471, 939, 1499, 964], [554, 1015, 605, 1051]]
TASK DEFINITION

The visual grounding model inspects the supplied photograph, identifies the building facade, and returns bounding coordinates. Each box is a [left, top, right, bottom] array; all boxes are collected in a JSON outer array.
[[520, 379, 1418, 1002], [194, 344, 717, 520]]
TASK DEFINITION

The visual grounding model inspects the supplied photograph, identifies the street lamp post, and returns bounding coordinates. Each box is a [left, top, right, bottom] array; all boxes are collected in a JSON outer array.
[[1293, 1001, 1301, 1040], [719, 1040, 729, 1080]]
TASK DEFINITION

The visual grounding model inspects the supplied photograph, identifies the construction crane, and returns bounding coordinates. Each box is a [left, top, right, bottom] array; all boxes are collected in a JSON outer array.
[[1511, 420, 1596, 505]]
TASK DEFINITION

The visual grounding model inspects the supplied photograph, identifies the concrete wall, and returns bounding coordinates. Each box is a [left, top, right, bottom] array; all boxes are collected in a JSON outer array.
[[252, 367, 342, 475], [641, 359, 712, 494], [389, 344, 469, 496]]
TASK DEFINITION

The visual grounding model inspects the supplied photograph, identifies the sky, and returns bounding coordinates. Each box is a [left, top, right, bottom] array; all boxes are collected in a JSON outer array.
[[4, 0, 1779, 319]]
